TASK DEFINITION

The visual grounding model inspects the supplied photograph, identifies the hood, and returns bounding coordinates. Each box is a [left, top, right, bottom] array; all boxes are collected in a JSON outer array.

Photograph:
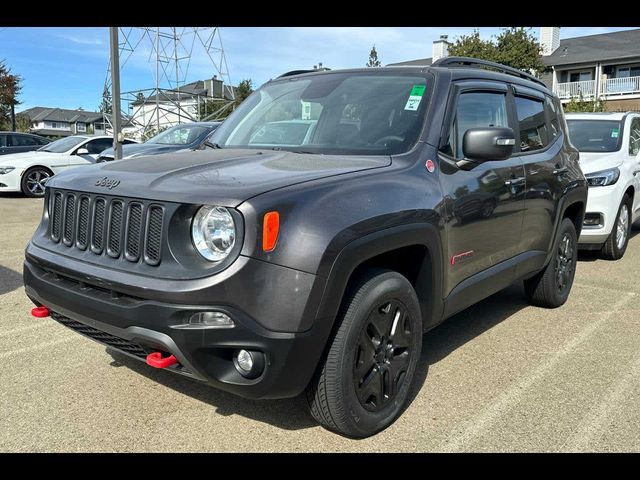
[[47, 149, 390, 206], [99, 142, 183, 159], [0, 150, 56, 166], [577, 151, 623, 175]]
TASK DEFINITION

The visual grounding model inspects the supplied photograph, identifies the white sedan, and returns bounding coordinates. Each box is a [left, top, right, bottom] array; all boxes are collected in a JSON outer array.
[[0, 135, 138, 197]]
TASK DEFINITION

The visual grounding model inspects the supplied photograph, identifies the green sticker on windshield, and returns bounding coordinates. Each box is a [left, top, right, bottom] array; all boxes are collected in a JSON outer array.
[[611, 128, 619, 138], [410, 85, 426, 97], [405, 84, 426, 111]]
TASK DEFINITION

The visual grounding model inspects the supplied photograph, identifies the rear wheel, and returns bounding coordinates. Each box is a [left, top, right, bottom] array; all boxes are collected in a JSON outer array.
[[524, 217, 578, 308], [21, 166, 52, 198], [306, 269, 422, 438], [600, 195, 632, 260]]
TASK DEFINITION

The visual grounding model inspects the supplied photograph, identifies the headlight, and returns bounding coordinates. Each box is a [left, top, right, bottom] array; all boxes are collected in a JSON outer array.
[[585, 167, 620, 187], [191, 205, 236, 262], [0, 167, 15, 175]]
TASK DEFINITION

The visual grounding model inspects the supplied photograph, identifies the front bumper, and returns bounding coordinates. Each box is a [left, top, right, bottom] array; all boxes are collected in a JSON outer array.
[[23, 248, 333, 400], [0, 168, 22, 192], [578, 184, 622, 245]]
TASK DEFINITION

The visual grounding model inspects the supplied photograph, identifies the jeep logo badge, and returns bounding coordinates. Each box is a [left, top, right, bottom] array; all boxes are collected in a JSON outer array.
[[95, 177, 121, 189]]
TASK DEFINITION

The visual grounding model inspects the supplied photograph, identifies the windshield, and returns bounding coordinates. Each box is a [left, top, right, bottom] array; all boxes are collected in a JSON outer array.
[[210, 72, 430, 155], [38, 136, 86, 153], [567, 119, 623, 152], [148, 125, 211, 145]]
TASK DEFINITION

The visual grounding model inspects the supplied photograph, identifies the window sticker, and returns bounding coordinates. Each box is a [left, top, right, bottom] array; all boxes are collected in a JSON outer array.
[[611, 128, 620, 138], [404, 84, 426, 111]]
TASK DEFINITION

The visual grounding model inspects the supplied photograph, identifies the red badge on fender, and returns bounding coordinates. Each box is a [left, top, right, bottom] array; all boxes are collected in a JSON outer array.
[[425, 159, 435, 173]]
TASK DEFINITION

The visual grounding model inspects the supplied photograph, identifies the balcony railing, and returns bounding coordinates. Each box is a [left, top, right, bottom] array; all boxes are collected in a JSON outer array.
[[555, 80, 596, 99], [555, 76, 640, 99], [601, 76, 640, 96]]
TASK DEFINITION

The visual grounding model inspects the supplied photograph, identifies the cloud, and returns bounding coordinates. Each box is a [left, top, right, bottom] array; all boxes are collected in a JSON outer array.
[[56, 33, 104, 46]]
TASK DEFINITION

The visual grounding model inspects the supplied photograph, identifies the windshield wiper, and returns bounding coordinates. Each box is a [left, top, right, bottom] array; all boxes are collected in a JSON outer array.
[[204, 141, 223, 149]]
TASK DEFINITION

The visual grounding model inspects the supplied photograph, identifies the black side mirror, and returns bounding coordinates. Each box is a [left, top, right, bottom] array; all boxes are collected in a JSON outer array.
[[463, 127, 515, 162]]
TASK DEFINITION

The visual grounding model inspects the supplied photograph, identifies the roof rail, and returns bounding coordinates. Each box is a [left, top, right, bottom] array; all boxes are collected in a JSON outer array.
[[277, 68, 331, 79], [431, 56, 546, 88]]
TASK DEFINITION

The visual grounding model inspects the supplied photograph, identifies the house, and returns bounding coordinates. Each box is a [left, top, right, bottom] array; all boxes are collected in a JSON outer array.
[[541, 28, 640, 111], [130, 76, 235, 129], [389, 28, 640, 111], [18, 107, 104, 137], [18, 107, 137, 138]]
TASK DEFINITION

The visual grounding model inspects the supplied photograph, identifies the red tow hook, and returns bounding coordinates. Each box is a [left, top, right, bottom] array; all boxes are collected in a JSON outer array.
[[31, 306, 50, 318], [146, 352, 178, 369]]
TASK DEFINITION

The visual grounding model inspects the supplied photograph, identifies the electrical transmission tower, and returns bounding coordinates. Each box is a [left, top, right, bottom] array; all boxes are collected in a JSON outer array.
[[103, 27, 235, 140]]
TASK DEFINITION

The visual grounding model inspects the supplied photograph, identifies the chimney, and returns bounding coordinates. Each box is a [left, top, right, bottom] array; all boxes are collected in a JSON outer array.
[[432, 35, 450, 62], [540, 27, 560, 56]]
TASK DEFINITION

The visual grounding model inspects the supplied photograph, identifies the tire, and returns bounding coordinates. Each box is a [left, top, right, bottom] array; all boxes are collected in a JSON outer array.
[[600, 195, 632, 260], [524, 217, 578, 308], [306, 269, 422, 438], [21, 166, 52, 198]]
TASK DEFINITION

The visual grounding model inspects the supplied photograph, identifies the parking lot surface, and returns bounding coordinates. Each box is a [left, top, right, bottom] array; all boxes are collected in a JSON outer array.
[[1, 195, 639, 452]]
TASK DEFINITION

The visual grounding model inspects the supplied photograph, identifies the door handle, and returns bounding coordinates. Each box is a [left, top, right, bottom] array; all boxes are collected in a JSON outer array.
[[553, 166, 569, 175], [505, 177, 525, 186]]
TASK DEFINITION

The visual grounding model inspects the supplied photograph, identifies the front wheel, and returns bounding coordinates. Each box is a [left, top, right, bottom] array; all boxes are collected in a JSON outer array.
[[524, 217, 578, 308], [21, 167, 52, 198], [600, 195, 632, 260], [306, 269, 422, 438]]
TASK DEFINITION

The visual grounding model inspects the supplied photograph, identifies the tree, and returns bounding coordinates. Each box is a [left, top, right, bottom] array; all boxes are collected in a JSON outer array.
[[366, 45, 382, 67], [0, 59, 22, 130], [563, 93, 607, 113], [234, 79, 253, 107], [448, 27, 545, 75], [15, 113, 31, 132], [99, 85, 112, 114]]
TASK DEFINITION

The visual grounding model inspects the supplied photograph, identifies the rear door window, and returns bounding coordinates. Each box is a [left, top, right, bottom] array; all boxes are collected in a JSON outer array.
[[515, 96, 549, 152]]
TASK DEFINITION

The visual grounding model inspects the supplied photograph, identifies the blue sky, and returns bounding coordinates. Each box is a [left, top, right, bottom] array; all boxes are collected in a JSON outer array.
[[0, 26, 637, 113]]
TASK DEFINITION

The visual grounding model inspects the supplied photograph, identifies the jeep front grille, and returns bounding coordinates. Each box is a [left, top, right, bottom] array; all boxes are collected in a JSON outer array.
[[48, 189, 165, 266]]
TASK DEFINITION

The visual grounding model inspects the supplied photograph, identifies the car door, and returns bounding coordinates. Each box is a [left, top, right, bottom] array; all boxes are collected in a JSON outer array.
[[627, 116, 640, 222], [9, 133, 41, 153], [438, 81, 526, 295], [514, 88, 567, 261], [71, 138, 113, 166]]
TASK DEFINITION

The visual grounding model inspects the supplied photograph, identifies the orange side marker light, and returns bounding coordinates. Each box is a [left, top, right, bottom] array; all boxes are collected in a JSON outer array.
[[263, 211, 280, 252]]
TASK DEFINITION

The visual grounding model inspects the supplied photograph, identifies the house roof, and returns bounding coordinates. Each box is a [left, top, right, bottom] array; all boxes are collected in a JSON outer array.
[[543, 29, 640, 67], [19, 107, 103, 124], [388, 29, 640, 70], [387, 57, 433, 67]]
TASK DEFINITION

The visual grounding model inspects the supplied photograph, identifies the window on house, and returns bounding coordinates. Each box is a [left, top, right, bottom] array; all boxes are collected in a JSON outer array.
[[569, 71, 593, 82], [77, 123, 86, 132], [515, 96, 549, 152], [443, 91, 509, 159], [629, 118, 640, 156]]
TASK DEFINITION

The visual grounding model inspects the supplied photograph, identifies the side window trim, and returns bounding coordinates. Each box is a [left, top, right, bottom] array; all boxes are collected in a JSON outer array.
[[511, 91, 555, 156]]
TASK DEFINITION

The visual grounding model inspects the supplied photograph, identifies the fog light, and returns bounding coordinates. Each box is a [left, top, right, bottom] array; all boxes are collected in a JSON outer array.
[[170, 311, 234, 330], [237, 349, 253, 371], [233, 349, 265, 379], [583, 213, 602, 227]]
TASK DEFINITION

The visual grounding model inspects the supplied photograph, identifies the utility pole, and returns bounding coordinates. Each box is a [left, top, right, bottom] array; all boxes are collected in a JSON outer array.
[[10, 104, 15, 131], [109, 27, 123, 160]]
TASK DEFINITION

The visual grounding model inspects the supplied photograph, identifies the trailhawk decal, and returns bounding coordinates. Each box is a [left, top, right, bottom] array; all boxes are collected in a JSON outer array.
[[451, 250, 474, 266]]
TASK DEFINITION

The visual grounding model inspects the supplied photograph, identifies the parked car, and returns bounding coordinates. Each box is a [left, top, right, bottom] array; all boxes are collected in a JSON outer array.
[[24, 58, 587, 438], [0, 131, 50, 155], [97, 122, 221, 162], [566, 112, 640, 259], [0, 135, 138, 197]]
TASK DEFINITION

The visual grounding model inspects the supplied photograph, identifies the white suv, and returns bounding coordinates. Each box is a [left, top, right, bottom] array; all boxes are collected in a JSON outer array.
[[566, 112, 640, 259]]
